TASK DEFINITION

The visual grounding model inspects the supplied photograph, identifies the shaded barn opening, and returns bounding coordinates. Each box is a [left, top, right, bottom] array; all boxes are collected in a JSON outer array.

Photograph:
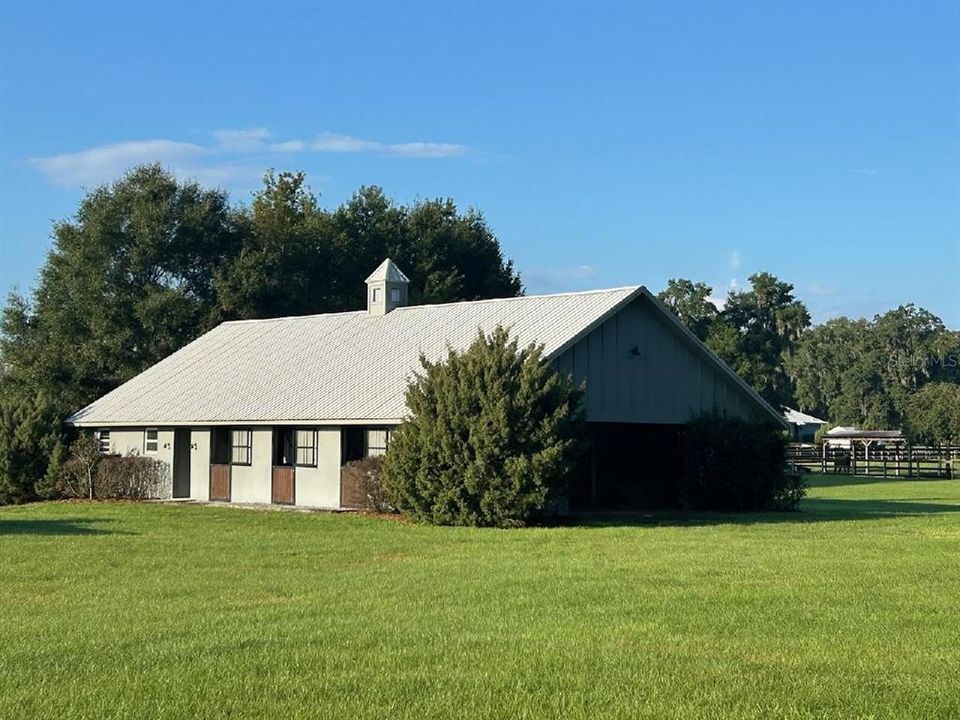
[[571, 423, 684, 509], [271, 427, 296, 505], [342, 426, 365, 465]]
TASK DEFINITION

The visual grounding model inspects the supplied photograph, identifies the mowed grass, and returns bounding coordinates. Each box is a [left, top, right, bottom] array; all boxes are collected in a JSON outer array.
[[1, 476, 959, 719]]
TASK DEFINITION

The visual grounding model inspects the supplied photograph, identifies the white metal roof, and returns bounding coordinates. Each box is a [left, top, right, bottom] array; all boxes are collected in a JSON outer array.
[[365, 258, 409, 284], [783, 407, 827, 426], [825, 425, 858, 435], [69, 286, 643, 426]]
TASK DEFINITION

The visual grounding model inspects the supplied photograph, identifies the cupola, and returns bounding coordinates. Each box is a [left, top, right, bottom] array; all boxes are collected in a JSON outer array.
[[365, 258, 410, 315]]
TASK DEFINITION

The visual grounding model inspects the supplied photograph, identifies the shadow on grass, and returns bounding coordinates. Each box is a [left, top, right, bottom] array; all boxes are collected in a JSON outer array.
[[570, 497, 960, 528], [0, 518, 131, 536]]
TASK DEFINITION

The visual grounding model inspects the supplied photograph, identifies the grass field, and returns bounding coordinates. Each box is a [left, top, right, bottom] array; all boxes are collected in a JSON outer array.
[[2, 475, 958, 719]]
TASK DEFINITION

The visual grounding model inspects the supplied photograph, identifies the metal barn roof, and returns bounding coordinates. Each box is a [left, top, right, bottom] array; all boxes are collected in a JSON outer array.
[[69, 286, 644, 426], [783, 407, 827, 426]]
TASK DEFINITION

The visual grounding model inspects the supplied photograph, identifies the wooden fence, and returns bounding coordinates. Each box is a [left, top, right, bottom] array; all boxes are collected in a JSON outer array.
[[786, 444, 958, 479]]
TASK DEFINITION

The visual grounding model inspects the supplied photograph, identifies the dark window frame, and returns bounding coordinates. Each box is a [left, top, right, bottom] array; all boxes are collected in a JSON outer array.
[[366, 427, 390, 457], [231, 428, 253, 466], [295, 428, 317, 468], [97, 429, 111, 455]]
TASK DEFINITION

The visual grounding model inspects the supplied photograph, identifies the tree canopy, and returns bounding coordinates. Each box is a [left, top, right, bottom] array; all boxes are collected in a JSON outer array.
[[788, 307, 960, 429], [659, 272, 812, 408], [660, 273, 958, 433], [656, 279, 717, 341], [902, 383, 960, 446]]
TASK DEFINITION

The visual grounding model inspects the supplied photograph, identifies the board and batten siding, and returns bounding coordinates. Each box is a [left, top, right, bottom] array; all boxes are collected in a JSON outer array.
[[551, 296, 764, 424]]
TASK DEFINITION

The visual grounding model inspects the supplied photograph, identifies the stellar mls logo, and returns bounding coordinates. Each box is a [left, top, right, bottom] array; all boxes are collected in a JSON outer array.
[[883, 353, 959, 373]]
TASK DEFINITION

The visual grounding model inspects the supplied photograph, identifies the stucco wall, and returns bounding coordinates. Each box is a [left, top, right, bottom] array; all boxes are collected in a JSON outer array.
[[96, 426, 174, 499], [228, 428, 273, 504], [552, 295, 768, 425], [95, 425, 346, 507], [295, 428, 342, 508]]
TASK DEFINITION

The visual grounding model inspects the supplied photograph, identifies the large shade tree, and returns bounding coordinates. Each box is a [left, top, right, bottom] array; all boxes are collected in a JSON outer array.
[[657, 278, 718, 341], [706, 272, 811, 409], [1, 166, 239, 502]]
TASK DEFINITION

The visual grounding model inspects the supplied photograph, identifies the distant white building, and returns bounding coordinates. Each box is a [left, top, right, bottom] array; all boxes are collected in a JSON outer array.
[[783, 407, 827, 443], [823, 425, 858, 449], [824, 427, 905, 450]]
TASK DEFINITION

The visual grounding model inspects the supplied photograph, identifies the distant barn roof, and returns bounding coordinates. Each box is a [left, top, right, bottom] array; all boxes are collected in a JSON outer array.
[[69, 287, 643, 426], [783, 407, 826, 426], [824, 429, 905, 441]]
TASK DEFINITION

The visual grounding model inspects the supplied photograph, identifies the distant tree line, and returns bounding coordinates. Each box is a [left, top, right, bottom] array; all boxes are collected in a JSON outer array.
[[0, 165, 522, 503], [657, 276, 960, 442]]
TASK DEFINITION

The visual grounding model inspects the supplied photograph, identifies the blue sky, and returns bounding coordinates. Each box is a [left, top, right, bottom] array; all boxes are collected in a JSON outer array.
[[1, 0, 958, 326]]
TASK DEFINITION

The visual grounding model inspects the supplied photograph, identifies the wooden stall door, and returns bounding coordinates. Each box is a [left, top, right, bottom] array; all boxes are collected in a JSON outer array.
[[209, 464, 231, 502], [272, 466, 295, 505]]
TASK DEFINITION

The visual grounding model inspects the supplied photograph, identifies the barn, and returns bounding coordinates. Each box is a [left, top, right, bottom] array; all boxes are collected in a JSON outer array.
[[67, 259, 785, 509]]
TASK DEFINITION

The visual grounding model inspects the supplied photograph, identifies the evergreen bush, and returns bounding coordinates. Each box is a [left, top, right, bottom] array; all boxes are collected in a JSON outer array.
[[381, 327, 584, 527], [681, 414, 800, 511]]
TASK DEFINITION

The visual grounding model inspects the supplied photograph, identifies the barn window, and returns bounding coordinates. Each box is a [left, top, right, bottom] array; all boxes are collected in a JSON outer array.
[[97, 429, 111, 454], [390, 287, 400, 303], [372, 287, 381, 303], [366, 428, 390, 457], [296, 429, 317, 467], [144, 428, 159, 454], [231, 429, 253, 465]]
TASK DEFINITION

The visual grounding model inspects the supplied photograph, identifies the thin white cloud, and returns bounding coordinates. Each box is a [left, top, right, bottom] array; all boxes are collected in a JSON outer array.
[[309, 132, 469, 158], [387, 141, 468, 158], [270, 140, 306, 153], [310, 132, 383, 153], [728, 249, 741, 272], [29, 139, 204, 187], [211, 127, 272, 152], [29, 127, 473, 187]]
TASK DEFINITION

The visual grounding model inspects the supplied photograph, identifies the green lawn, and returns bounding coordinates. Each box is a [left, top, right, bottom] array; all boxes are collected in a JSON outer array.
[[1, 476, 958, 719]]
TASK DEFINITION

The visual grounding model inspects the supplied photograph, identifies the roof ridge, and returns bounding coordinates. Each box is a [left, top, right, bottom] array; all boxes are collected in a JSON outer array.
[[392, 286, 642, 312], [221, 309, 366, 325], [217, 286, 642, 325]]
